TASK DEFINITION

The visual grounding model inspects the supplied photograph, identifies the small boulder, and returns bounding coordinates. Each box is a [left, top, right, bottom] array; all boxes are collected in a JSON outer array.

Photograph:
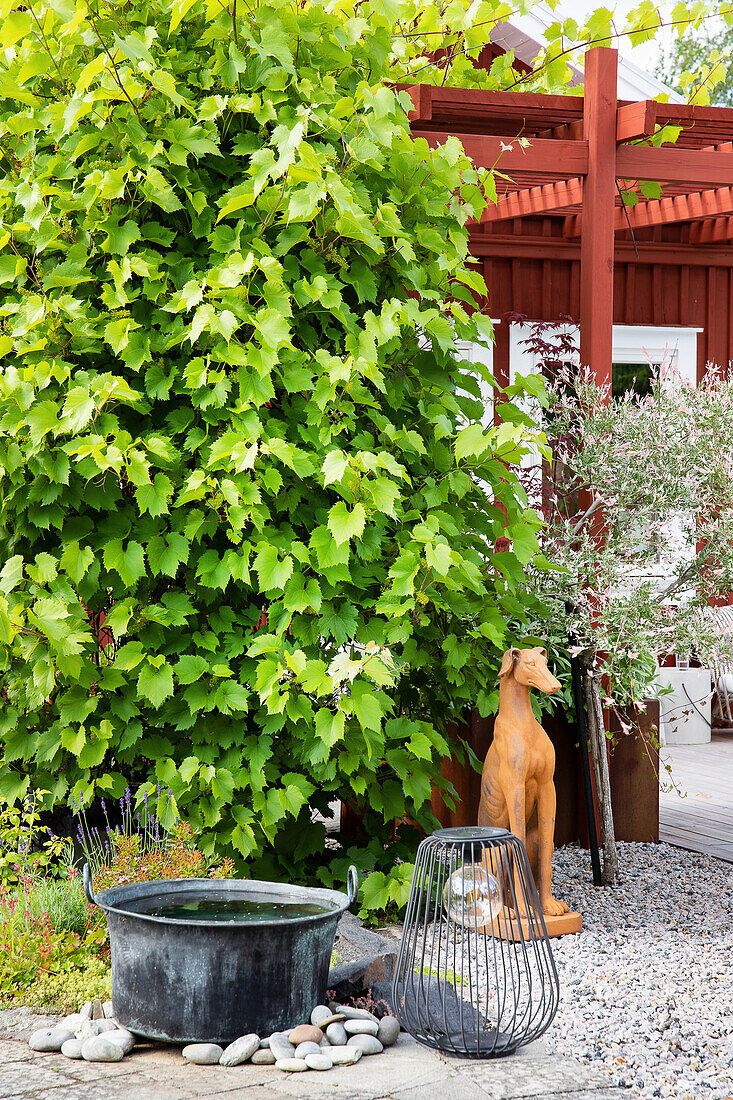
[[29, 1027, 75, 1053], [259, 1037, 270, 1048], [305, 1052, 333, 1070], [347, 1034, 383, 1056], [91, 999, 105, 1020], [60, 1038, 84, 1060], [275, 1057, 308, 1071], [78, 1001, 93, 1021], [81, 1036, 124, 1063], [182, 1043, 224, 1065], [289, 1023, 323, 1046], [344, 1019, 378, 1036], [328, 1045, 363, 1065], [219, 1033, 259, 1067], [326, 1022, 348, 1046], [377, 1016, 400, 1047], [251, 1048, 276, 1065], [102, 1000, 115, 1019]]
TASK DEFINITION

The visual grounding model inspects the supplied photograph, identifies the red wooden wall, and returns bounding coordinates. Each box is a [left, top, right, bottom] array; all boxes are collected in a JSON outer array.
[[479, 217, 733, 382]]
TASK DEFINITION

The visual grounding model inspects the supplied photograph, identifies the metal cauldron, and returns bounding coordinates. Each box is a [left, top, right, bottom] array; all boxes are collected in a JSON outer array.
[[83, 864, 358, 1043]]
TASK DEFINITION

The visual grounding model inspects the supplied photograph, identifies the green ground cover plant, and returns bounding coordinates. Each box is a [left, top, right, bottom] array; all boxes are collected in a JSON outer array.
[[0, 0, 548, 897], [0, 791, 232, 1009]]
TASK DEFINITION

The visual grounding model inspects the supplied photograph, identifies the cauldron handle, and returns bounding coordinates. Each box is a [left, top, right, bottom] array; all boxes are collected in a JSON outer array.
[[82, 863, 96, 905], [346, 865, 359, 906]]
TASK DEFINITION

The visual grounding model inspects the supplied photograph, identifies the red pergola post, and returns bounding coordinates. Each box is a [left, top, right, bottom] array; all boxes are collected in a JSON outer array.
[[579, 48, 618, 385]]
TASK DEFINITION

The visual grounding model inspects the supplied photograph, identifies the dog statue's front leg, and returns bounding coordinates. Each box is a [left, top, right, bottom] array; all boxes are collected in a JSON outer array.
[[537, 781, 569, 916], [504, 781, 533, 917]]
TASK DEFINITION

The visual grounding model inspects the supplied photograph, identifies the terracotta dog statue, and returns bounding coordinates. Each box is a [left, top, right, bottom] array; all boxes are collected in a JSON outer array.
[[479, 645, 569, 918]]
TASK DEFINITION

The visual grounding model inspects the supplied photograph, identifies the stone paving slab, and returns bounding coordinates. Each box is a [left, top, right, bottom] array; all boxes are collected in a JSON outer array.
[[0, 1007, 629, 1100], [455, 1051, 618, 1099]]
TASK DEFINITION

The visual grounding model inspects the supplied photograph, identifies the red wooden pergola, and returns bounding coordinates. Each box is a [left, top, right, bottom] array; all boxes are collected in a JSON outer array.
[[407, 46, 733, 384]]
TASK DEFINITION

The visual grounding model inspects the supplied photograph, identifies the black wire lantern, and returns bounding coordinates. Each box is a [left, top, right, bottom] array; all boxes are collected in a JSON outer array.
[[392, 826, 559, 1057]]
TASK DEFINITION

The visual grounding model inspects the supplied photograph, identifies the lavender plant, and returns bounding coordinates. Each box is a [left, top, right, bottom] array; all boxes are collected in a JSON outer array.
[[71, 786, 176, 875]]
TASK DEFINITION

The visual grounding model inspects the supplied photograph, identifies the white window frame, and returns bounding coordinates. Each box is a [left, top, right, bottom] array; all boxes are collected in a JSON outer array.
[[456, 321, 498, 430], [509, 323, 701, 387]]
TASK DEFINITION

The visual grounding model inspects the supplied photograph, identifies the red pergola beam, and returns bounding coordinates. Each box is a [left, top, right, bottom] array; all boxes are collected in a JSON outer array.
[[538, 119, 584, 141], [563, 185, 733, 238], [689, 217, 733, 243], [616, 143, 733, 186], [469, 232, 733, 266], [418, 129, 733, 189], [405, 84, 433, 122], [406, 84, 733, 150], [540, 102, 656, 142], [616, 100, 657, 142], [621, 186, 733, 227], [580, 47, 617, 383], [415, 131, 589, 176], [480, 177, 584, 223]]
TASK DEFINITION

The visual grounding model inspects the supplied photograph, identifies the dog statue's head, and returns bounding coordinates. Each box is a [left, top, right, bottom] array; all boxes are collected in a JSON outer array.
[[499, 646, 561, 694]]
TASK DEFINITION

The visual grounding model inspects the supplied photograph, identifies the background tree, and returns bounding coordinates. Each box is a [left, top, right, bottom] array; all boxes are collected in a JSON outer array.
[[519, 322, 733, 883], [656, 19, 733, 105]]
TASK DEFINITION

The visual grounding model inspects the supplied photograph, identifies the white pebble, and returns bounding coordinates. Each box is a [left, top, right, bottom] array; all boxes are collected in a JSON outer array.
[[275, 1057, 308, 1071], [344, 1019, 378, 1036], [305, 1052, 333, 1070], [502, 842, 733, 1100], [182, 1043, 223, 1065], [104, 1030, 135, 1055], [29, 1027, 74, 1053]]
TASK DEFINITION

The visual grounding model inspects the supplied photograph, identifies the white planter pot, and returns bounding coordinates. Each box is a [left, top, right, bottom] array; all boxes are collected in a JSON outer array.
[[655, 668, 711, 745]]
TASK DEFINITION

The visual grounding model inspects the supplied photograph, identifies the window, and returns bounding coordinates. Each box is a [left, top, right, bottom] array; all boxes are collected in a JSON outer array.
[[456, 328, 497, 430], [611, 361, 654, 399]]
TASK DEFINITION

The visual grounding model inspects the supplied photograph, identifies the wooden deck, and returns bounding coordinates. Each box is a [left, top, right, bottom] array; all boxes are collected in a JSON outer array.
[[659, 731, 733, 862]]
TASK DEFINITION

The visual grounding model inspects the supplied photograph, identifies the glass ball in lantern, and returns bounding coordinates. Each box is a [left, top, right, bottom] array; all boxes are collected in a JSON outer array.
[[442, 864, 502, 927]]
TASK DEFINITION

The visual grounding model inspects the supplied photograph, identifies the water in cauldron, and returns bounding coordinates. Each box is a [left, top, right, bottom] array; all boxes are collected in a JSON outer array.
[[119, 890, 337, 922]]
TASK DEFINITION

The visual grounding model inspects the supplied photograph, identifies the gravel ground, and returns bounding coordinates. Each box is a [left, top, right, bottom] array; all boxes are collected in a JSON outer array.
[[546, 841, 733, 1100]]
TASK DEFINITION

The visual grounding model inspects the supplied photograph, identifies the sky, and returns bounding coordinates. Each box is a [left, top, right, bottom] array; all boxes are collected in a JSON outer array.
[[554, 0, 669, 76]]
